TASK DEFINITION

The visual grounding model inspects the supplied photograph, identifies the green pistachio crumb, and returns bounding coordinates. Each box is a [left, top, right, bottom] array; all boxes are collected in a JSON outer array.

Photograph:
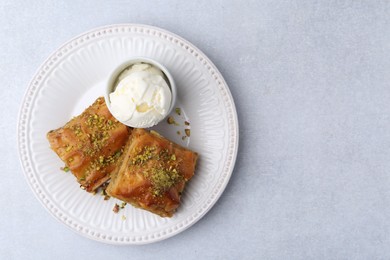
[[175, 107, 181, 115], [132, 146, 156, 165], [61, 166, 70, 172], [149, 167, 182, 197], [120, 202, 127, 209], [167, 116, 175, 124]]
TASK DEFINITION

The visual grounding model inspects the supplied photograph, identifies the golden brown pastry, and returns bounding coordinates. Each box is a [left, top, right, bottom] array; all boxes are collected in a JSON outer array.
[[47, 97, 131, 192], [106, 128, 198, 217]]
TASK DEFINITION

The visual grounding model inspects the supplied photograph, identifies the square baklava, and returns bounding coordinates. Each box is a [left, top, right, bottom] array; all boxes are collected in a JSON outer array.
[[106, 128, 198, 217], [47, 97, 131, 192]]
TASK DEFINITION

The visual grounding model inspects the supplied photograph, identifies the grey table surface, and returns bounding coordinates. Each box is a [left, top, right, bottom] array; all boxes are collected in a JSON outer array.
[[2, 0, 390, 259]]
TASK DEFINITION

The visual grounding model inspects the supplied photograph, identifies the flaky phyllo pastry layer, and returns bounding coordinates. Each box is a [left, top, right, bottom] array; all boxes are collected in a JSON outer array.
[[106, 128, 198, 217], [47, 97, 198, 217], [47, 97, 130, 192]]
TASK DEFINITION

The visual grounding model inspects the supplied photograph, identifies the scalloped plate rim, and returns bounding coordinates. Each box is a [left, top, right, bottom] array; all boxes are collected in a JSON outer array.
[[17, 23, 239, 245]]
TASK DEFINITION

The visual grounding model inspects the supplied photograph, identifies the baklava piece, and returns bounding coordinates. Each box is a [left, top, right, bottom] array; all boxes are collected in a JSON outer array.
[[47, 97, 131, 192], [106, 128, 198, 217]]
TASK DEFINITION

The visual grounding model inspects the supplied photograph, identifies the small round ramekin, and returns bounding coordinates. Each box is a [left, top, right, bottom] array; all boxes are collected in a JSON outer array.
[[104, 57, 176, 128]]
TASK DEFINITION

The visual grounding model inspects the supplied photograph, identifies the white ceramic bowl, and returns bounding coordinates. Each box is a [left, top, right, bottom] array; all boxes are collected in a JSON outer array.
[[104, 57, 176, 128]]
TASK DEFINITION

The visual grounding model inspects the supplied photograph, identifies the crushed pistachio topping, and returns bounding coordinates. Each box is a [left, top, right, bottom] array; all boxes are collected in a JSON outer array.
[[64, 111, 121, 159], [131, 146, 156, 165], [185, 129, 191, 137], [81, 149, 122, 185], [71, 124, 83, 137], [158, 148, 170, 161], [87, 149, 123, 173], [86, 114, 116, 131], [184, 121, 190, 126], [121, 215, 126, 221], [56, 99, 130, 195], [88, 132, 110, 152], [149, 167, 182, 196], [131, 146, 182, 197], [176, 130, 181, 135]]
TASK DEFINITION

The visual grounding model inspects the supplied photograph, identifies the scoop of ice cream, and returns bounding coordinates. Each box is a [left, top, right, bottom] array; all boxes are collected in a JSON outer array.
[[109, 63, 171, 128]]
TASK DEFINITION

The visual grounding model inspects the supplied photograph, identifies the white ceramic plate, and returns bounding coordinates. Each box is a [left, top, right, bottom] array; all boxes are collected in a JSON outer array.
[[17, 24, 238, 245]]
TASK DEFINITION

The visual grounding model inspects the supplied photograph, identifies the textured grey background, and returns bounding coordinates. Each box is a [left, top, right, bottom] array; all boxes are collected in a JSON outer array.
[[2, 0, 390, 259]]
